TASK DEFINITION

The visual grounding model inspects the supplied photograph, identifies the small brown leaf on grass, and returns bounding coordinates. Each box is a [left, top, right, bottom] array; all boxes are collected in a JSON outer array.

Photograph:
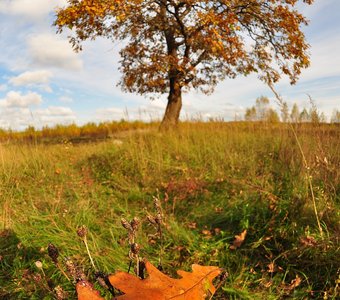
[[187, 222, 197, 229], [280, 275, 302, 295], [213, 228, 221, 235], [230, 229, 247, 250], [109, 259, 222, 299], [286, 275, 302, 291], [77, 280, 104, 300], [214, 207, 223, 213], [267, 262, 275, 273], [201, 229, 212, 237], [261, 279, 273, 288], [300, 236, 317, 247]]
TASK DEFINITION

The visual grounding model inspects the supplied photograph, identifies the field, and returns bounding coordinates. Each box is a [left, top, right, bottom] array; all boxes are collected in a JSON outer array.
[[0, 122, 339, 299]]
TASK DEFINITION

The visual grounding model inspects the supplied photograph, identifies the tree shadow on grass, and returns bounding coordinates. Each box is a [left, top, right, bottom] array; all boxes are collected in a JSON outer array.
[[0, 229, 49, 299]]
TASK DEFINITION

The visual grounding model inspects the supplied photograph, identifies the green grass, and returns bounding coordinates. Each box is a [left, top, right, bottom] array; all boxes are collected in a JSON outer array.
[[0, 122, 339, 299]]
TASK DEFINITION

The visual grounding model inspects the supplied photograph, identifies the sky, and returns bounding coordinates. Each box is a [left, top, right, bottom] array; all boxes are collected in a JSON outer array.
[[0, 0, 339, 130]]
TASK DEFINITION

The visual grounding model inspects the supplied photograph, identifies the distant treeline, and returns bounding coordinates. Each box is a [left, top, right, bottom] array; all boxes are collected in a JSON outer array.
[[0, 119, 339, 144], [0, 120, 158, 143], [244, 96, 340, 124]]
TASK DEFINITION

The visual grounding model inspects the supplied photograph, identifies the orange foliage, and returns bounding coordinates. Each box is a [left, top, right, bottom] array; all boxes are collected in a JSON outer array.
[[55, 0, 314, 96], [55, 0, 314, 125]]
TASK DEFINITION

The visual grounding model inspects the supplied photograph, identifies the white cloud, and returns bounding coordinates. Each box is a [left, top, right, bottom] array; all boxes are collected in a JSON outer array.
[[59, 96, 73, 103], [9, 70, 52, 86], [0, 107, 32, 130], [0, 105, 76, 130], [36, 106, 74, 117], [9, 70, 53, 92], [28, 34, 83, 70], [299, 1, 334, 19], [95, 102, 167, 122], [34, 106, 76, 125], [96, 107, 125, 121], [0, 91, 42, 108], [0, 84, 7, 92], [0, 0, 67, 20]]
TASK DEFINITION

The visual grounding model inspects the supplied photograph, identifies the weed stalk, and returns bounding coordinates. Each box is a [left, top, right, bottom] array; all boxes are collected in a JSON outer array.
[[77, 225, 98, 272], [268, 82, 323, 238]]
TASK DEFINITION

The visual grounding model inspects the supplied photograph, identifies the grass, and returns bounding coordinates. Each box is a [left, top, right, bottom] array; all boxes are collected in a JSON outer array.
[[0, 121, 339, 299]]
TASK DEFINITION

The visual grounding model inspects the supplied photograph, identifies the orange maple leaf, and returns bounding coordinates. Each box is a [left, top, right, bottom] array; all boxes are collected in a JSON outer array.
[[109, 260, 221, 299], [229, 229, 247, 250], [76, 280, 105, 300]]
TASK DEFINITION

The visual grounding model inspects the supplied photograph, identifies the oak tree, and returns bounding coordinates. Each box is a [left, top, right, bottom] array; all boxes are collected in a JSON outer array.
[[55, 0, 314, 128]]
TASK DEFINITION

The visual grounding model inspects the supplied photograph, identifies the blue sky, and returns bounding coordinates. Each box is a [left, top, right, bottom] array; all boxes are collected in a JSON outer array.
[[0, 0, 339, 130]]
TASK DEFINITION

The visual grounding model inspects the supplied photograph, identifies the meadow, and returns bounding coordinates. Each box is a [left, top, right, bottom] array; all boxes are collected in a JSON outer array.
[[0, 121, 339, 299]]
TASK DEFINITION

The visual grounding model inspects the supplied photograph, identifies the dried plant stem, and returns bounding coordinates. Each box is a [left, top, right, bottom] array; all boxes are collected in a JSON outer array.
[[122, 217, 141, 277], [153, 194, 165, 268], [83, 236, 98, 272], [136, 256, 140, 278], [268, 83, 323, 238], [56, 263, 70, 281], [39, 267, 46, 278], [127, 260, 132, 274], [159, 226, 163, 268]]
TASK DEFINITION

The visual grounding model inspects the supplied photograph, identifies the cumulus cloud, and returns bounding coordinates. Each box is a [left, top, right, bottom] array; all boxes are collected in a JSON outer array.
[[0, 91, 42, 108], [96, 107, 125, 121], [0, 105, 76, 130], [28, 34, 83, 70], [9, 70, 52, 86], [34, 106, 76, 124], [136, 99, 166, 121], [0, 107, 33, 130], [9, 70, 53, 92], [0, 84, 7, 92], [0, 0, 67, 20], [95, 100, 167, 122], [36, 106, 74, 117], [58, 96, 73, 103]]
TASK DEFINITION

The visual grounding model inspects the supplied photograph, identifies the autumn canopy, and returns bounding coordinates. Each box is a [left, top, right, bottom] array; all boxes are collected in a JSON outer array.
[[55, 0, 314, 128]]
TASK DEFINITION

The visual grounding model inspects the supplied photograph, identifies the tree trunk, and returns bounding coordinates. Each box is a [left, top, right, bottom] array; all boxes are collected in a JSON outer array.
[[160, 78, 182, 130], [160, 2, 182, 130]]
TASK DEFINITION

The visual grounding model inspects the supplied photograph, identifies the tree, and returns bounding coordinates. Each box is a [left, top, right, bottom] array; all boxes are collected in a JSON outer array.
[[244, 96, 279, 122], [255, 96, 270, 121], [290, 103, 300, 123], [331, 109, 340, 123], [281, 102, 289, 123], [309, 107, 320, 123], [299, 108, 310, 122], [319, 112, 326, 123], [266, 108, 280, 123], [244, 107, 257, 121], [55, 0, 314, 128]]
